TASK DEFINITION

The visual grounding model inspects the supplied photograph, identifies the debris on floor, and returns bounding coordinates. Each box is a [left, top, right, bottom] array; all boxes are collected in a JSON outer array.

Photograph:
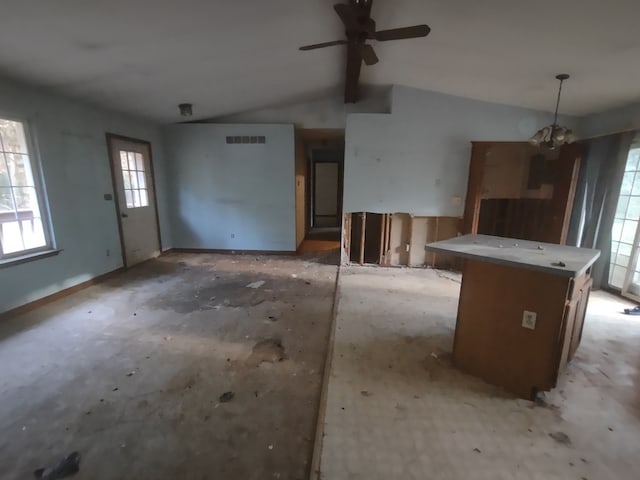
[[549, 431, 572, 445], [33, 451, 81, 480], [219, 391, 235, 403], [2, 253, 340, 480], [249, 338, 286, 364], [246, 280, 266, 289]]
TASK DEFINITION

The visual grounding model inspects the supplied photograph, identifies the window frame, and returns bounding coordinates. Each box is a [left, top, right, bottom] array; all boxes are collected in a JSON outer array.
[[0, 113, 55, 262], [119, 150, 150, 209]]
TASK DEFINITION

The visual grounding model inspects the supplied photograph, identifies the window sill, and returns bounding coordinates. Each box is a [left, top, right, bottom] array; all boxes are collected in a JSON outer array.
[[0, 249, 62, 269]]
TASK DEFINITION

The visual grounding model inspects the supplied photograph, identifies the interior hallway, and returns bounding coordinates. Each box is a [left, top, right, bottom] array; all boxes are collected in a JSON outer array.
[[317, 267, 640, 480], [0, 252, 338, 480]]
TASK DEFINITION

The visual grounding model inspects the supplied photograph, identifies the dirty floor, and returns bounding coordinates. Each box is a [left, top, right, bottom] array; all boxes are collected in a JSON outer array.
[[317, 267, 640, 480], [0, 252, 338, 480]]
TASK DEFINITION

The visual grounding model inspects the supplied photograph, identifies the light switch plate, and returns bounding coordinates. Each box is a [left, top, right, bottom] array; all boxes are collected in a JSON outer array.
[[522, 310, 537, 330]]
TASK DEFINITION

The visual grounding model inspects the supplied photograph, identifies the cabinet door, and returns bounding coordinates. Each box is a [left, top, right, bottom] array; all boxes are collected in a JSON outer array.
[[569, 278, 593, 361], [558, 300, 578, 374]]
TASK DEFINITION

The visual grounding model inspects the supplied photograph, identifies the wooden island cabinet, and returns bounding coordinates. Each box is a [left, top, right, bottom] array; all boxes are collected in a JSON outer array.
[[426, 234, 600, 399]]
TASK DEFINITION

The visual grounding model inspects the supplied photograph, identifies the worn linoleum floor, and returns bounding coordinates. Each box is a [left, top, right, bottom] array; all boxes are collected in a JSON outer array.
[[0, 252, 338, 480], [318, 267, 640, 480]]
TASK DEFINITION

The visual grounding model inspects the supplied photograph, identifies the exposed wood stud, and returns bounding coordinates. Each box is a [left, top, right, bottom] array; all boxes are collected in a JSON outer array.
[[379, 213, 387, 265], [384, 214, 392, 265], [431, 216, 440, 268], [407, 214, 414, 267], [343, 213, 352, 263]]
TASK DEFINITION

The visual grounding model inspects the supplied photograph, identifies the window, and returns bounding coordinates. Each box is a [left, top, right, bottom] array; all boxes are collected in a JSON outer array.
[[119, 151, 149, 208], [0, 118, 51, 259], [610, 146, 640, 290]]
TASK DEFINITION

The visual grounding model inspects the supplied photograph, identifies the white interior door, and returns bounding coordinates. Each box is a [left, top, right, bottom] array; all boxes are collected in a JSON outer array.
[[109, 137, 160, 267]]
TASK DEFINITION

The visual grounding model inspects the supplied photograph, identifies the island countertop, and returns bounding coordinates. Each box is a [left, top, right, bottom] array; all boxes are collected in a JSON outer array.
[[425, 234, 600, 278]]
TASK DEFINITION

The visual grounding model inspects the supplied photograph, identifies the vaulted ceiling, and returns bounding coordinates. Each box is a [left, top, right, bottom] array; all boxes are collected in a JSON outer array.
[[1, 0, 639, 122]]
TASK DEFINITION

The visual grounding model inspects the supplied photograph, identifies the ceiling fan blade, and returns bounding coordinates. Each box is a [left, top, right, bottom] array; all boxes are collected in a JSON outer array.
[[374, 24, 431, 42], [360, 44, 379, 66], [299, 40, 348, 51]]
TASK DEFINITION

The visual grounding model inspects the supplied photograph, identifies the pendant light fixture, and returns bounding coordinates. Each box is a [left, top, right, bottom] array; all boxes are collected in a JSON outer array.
[[529, 74, 576, 149]]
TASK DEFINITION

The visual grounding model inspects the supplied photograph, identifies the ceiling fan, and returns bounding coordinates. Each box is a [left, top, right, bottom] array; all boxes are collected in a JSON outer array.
[[299, 0, 430, 103]]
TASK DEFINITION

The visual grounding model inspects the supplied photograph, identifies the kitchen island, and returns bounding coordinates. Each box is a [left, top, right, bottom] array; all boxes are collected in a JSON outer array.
[[425, 234, 600, 399]]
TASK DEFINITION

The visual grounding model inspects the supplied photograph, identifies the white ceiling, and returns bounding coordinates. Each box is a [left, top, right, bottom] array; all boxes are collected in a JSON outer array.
[[1, 0, 639, 122]]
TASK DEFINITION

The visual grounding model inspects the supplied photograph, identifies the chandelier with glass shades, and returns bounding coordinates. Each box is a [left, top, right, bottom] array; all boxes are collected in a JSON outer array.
[[529, 74, 576, 149]]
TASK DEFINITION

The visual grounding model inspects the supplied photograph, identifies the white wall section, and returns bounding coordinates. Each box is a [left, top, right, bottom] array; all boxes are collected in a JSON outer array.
[[343, 85, 578, 216], [164, 124, 295, 252], [0, 77, 170, 313]]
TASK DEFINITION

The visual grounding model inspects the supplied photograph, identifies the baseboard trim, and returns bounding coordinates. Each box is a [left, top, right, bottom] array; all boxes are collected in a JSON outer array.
[[166, 248, 296, 256], [1, 267, 125, 319]]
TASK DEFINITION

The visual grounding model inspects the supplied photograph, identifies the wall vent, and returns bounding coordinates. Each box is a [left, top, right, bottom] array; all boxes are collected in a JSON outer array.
[[226, 135, 266, 144]]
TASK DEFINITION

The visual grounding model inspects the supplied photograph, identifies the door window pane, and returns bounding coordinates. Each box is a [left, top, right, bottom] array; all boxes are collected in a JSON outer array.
[[125, 189, 133, 208], [621, 171, 635, 195], [610, 265, 627, 289], [612, 218, 624, 242], [627, 149, 640, 170], [618, 242, 632, 257], [616, 195, 630, 218], [118, 149, 149, 209], [621, 220, 637, 244], [120, 152, 128, 171], [627, 196, 640, 219], [127, 152, 136, 171]]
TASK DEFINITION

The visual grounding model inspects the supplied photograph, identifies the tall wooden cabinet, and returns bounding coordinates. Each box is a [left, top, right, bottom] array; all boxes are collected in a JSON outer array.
[[463, 142, 581, 245]]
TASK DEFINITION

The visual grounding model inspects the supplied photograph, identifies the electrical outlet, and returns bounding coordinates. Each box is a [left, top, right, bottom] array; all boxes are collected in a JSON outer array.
[[522, 310, 537, 330]]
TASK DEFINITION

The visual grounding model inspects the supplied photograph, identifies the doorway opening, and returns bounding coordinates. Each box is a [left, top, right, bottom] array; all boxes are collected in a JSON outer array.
[[106, 134, 161, 268], [309, 148, 343, 233], [295, 129, 344, 253]]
